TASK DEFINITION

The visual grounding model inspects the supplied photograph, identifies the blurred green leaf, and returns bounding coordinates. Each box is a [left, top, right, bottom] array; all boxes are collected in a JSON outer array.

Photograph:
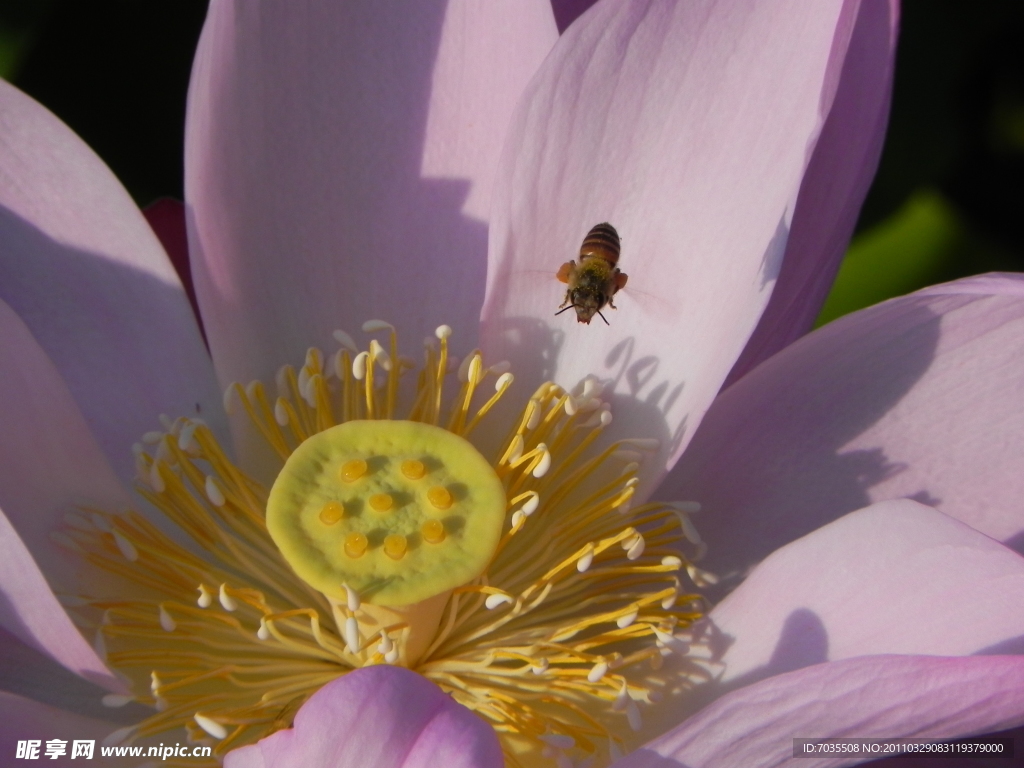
[[815, 189, 963, 327]]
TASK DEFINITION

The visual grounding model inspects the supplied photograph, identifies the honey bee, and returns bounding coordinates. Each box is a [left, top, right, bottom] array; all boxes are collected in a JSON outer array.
[[556, 223, 628, 325]]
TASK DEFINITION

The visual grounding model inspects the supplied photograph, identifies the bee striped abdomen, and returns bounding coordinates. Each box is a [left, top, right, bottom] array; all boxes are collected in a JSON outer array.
[[579, 222, 621, 267]]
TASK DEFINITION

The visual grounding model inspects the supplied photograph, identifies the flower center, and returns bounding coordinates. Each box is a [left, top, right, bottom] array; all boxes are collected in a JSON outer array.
[[57, 322, 708, 767], [266, 419, 506, 665]]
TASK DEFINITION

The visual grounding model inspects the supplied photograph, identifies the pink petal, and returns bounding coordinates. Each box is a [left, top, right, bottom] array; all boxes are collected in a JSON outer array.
[[186, 1, 557, 388], [705, 500, 1024, 700], [224, 666, 502, 768], [659, 275, 1024, 596], [723, 0, 899, 388], [0, 626, 127, 712], [0, 297, 131, 591], [480, 0, 887, 492], [0, 79, 223, 484], [619, 655, 1024, 768], [0, 507, 119, 691], [0, 691, 126, 767]]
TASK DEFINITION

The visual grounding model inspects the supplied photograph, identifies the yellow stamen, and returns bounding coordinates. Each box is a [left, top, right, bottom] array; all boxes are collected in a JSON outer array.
[[58, 323, 706, 767]]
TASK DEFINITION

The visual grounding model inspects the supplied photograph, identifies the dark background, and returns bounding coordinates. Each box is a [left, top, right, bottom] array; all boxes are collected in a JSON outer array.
[[1, 0, 1022, 324]]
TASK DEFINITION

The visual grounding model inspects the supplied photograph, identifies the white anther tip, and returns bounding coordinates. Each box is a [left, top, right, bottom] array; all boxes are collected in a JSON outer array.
[[564, 395, 578, 416], [511, 510, 526, 529], [333, 329, 358, 351], [89, 512, 111, 532], [495, 372, 514, 391], [384, 647, 400, 664], [661, 555, 683, 568], [148, 461, 165, 493], [541, 734, 575, 750], [489, 360, 512, 375], [507, 435, 524, 464], [616, 609, 639, 629], [587, 661, 609, 683], [344, 616, 361, 653], [362, 319, 394, 333], [102, 694, 133, 708], [671, 500, 702, 514], [159, 605, 176, 632], [272, 398, 289, 426], [532, 447, 552, 478], [531, 658, 549, 674], [526, 403, 541, 430], [576, 548, 594, 573], [344, 583, 361, 612], [205, 476, 226, 507], [113, 531, 138, 562], [352, 351, 369, 380], [218, 584, 238, 612], [435, 324, 452, 340], [197, 584, 213, 608], [257, 620, 270, 641], [484, 593, 513, 610], [626, 536, 646, 560], [599, 410, 613, 426], [102, 726, 137, 748], [177, 422, 198, 451], [195, 714, 227, 740], [521, 493, 540, 516]]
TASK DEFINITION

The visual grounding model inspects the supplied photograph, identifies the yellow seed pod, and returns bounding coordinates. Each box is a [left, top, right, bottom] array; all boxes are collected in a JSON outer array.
[[266, 420, 505, 606]]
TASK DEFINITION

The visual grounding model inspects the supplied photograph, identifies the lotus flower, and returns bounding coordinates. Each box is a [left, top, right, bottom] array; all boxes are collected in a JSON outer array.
[[2, 1, 1023, 767]]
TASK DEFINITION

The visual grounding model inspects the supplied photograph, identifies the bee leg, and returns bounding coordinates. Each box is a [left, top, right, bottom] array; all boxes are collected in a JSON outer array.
[[559, 288, 574, 309], [556, 261, 576, 284]]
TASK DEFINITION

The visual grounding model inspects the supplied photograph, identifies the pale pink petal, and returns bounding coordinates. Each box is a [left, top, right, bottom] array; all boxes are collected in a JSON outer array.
[[0, 297, 131, 590], [0, 509, 120, 692], [0, 626, 130, 712], [660, 275, 1024, 595], [724, 0, 899, 387], [186, 0, 557, 389], [701, 500, 1024, 707], [480, 0, 884, 493], [0, 79, 223, 484], [0, 691, 125, 767], [224, 666, 502, 768], [618, 655, 1024, 768]]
